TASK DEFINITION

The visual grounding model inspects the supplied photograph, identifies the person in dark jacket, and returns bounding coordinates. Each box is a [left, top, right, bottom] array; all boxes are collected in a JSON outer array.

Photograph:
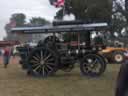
[[115, 62, 128, 96]]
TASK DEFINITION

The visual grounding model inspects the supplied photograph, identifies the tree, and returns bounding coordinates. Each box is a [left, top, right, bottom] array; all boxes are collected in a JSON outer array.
[[29, 17, 50, 26], [51, 0, 112, 21], [4, 13, 26, 41], [112, 0, 128, 37], [10, 13, 26, 26]]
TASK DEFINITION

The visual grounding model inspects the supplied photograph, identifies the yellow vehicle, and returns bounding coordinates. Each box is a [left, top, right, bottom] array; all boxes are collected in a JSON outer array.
[[100, 47, 128, 63]]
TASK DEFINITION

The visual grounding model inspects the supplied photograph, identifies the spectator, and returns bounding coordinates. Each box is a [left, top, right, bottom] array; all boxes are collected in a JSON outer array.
[[3, 46, 11, 68], [115, 62, 128, 96], [0, 48, 2, 56]]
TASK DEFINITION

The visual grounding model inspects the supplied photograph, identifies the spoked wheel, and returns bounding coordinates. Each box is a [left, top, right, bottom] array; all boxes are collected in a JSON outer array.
[[80, 54, 106, 77], [28, 47, 58, 77]]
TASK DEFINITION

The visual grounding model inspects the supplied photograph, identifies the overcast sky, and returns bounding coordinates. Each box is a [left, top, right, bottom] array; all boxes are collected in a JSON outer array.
[[0, 0, 58, 40]]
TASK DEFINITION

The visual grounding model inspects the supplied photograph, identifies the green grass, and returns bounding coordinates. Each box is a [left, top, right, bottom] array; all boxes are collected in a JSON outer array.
[[0, 63, 121, 96]]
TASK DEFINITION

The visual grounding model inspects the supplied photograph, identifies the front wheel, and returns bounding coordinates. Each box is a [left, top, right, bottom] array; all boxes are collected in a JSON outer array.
[[80, 54, 106, 77], [112, 51, 125, 64], [28, 47, 58, 77]]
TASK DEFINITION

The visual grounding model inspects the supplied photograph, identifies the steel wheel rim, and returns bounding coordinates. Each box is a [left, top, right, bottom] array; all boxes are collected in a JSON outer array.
[[83, 55, 102, 75], [30, 49, 57, 77]]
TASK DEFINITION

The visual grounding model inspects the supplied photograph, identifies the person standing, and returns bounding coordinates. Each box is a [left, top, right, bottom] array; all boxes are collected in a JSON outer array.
[[3, 46, 11, 68], [115, 61, 128, 96]]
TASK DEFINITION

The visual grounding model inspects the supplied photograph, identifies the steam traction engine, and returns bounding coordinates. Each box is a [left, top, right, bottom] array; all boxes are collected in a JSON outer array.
[[11, 21, 108, 78]]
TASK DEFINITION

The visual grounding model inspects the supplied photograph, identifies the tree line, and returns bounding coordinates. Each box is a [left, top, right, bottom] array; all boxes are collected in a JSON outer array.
[[4, 13, 50, 41]]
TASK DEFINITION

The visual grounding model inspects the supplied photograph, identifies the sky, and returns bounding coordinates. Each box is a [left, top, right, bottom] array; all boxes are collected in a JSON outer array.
[[0, 0, 58, 40]]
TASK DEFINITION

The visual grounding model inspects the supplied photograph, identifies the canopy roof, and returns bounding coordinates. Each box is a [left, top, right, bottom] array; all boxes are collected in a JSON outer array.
[[11, 21, 109, 34]]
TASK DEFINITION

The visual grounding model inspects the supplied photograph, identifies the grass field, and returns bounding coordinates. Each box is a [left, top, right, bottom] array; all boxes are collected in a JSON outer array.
[[0, 57, 121, 96]]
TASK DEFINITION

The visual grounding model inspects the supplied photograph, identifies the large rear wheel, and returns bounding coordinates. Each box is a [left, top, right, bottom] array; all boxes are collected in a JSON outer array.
[[28, 47, 58, 77], [80, 54, 106, 77]]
